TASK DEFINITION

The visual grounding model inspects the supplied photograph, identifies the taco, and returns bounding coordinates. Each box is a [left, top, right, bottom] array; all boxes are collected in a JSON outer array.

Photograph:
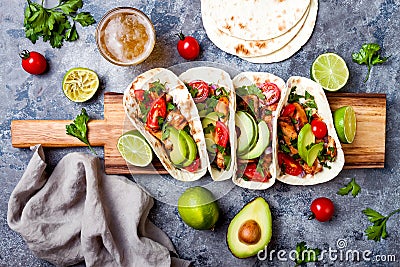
[[275, 76, 345, 185], [178, 67, 236, 181], [232, 72, 286, 190], [123, 68, 209, 181]]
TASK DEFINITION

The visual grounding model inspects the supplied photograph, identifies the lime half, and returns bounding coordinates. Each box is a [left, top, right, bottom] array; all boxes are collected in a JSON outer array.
[[117, 130, 153, 167], [63, 67, 99, 102], [333, 106, 356, 144], [311, 53, 349, 91]]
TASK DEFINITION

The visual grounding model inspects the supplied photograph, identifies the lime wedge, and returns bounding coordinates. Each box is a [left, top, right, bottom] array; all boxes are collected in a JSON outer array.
[[333, 106, 357, 144], [117, 130, 153, 167], [306, 143, 324, 166], [63, 67, 99, 102], [311, 53, 349, 91]]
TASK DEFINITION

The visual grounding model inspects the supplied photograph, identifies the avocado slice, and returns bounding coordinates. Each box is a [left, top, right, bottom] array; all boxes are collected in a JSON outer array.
[[201, 111, 220, 129], [180, 130, 198, 167], [239, 120, 270, 160], [227, 197, 272, 258], [297, 123, 315, 161], [167, 127, 188, 166], [235, 111, 258, 155]]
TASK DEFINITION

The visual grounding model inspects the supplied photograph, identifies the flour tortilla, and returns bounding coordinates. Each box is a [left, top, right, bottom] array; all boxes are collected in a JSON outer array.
[[275, 76, 345, 185], [201, 3, 310, 58], [232, 72, 286, 190], [241, 0, 318, 63], [202, 0, 310, 41], [179, 67, 237, 181], [123, 68, 209, 181]]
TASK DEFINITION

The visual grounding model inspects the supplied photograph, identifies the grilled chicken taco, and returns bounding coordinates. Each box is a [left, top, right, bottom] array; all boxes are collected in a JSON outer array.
[[232, 72, 286, 190], [123, 68, 208, 181], [179, 67, 236, 181], [276, 76, 345, 185]]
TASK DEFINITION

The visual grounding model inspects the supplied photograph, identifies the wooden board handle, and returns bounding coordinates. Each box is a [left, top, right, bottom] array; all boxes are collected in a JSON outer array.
[[11, 119, 107, 148]]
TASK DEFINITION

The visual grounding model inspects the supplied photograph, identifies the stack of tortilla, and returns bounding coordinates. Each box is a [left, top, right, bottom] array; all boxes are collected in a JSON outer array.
[[200, 0, 318, 63]]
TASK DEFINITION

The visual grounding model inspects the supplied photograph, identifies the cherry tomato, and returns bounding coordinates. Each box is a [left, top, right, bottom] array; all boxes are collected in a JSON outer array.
[[281, 103, 296, 117], [184, 157, 200, 172], [309, 197, 335, 222], [260, 82, 280, 105], [177, 32, 200, 60], [243, 163, 269, 182], [188, 80, 209, 103], [19, 50, 47, 75], [277, 152, 303, 176], [215, 120, 229, 147], [311, 119, 328, 139], [146, 96, 167, 130], [134, 89, 145, 101]]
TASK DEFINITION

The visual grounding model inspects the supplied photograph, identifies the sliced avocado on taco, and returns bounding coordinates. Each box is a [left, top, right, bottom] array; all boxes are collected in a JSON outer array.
[[123, 68, 208, 181], [276, 76, 345, 185], [179, 67, 236, 181], [232, 72, 286, 190]]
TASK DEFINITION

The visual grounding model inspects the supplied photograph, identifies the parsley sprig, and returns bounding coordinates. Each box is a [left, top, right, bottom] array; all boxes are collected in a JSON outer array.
[[294, 242, 321, 266], [337, 178, 361, 197], [66, 108, 96, 154], [362, 207, 400, 242], [24, 0, 95, 48], [352, 43, 389, 82]]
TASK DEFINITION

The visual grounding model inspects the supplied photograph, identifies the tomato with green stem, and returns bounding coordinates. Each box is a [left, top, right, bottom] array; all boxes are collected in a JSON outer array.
[[19, 50, 47, 75], [309, 197, 335, 222], [177, 32, 200, 60]]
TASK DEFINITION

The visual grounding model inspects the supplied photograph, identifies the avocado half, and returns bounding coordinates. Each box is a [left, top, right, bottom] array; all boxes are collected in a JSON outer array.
[[227, 197, 272, 258]]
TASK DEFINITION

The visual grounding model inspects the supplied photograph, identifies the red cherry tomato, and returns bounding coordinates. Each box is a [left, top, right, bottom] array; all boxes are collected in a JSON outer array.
[[277, 152, 303, 176], [146, 96, 167, 130], [184, 157, 200, 172], [177, 32, 200, 60], [134, 89, 145, 101], [214, 120, 229, 148], [243, 163, 269, 182], [260, 82, 281, 105], [311, 119, 328, 139], [188, 80, 209, 103], [281, 103, 296, 117], [20, 50, 47, 75], [310, 197, 335, 222]]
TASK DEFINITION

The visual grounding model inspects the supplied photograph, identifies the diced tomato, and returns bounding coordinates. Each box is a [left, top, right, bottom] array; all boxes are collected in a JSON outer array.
[[278, 152, 303, 176], [146, 96, 167, 130], [243, 163, 269, 182], [311, 119, 328, 139], [134, 89, 145, 101], [281, 103, 296, 117], [189, 80, 210, 103], [184, 157, 200, 172], [215, 120, 229, 147], [260, 82, 280, 105]]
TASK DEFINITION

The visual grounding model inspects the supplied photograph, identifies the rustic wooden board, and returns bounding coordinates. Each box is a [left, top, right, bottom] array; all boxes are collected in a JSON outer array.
[[11, 92, 386, 174]]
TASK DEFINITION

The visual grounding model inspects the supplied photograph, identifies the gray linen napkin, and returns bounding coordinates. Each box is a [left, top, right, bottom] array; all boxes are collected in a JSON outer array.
[[7, 145, 190, 267]]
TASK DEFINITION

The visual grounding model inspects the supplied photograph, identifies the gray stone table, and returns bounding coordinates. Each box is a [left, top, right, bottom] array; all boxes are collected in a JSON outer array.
[[1, 0, 399, 266]]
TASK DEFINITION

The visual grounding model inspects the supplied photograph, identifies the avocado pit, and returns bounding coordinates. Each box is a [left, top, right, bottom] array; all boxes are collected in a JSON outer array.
[[238, 219, 261, 245]]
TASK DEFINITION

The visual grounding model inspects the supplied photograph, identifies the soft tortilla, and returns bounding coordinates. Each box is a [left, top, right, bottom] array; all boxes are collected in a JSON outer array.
[[201, 2, 310, 58], [232, 72, 286, 190], [123, 68, 209, 182], [202, 0, 310, 41], [241, 0, 318, 63], [179, 67, 237, 181], [275, 76, 345, 185]]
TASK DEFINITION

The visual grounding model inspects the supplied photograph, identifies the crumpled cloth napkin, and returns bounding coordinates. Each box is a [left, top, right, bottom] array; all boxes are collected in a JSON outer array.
[[7, 145, 190, 267]]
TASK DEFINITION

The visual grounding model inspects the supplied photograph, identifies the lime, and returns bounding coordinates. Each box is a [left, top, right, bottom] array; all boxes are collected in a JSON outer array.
[[62, 67, 99, 102], [311, 53, 349, 91], [178, 186, 220, 230], [333, 106, 356, 144], [117, 130, 153, 167]]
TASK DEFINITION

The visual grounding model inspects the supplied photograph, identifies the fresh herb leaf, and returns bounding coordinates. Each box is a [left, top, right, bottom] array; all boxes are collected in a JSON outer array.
[[149, 81, 166, 95], [256, 159, 265, 177], [294, 241, 321, 266], [280, 143, 291, 153], [185, 83, 199, 98], [362, 207, 400, 242], [66, 108, 96, 154], [288, 87, 303, 103], [352, 43, 389, 82], [236, 85, 265, 100], [23, 0, 95, 48], [204, 123, 215, 134], [167, 102, 175, 112], [337, 178, 361, 197], [139, 102, 150, 123]]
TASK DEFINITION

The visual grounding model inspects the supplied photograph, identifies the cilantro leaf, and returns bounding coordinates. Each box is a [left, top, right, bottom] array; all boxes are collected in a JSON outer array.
[[362, 208, 400, 242], [73, 12, 95, 26], [236, 85, 265, 100], [352, 43, 389, 82], [337, 178, 361, 197], [294, 242, 321, 266], [66, 108, 96, 154]]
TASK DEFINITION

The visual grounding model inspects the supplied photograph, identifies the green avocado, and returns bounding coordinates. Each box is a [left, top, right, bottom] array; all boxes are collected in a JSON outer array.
[[235, 111, 258, 155], [239, 120, 270, 160], [227, 197, 272, 259], [297, 123, 315, 161], [180, 129, 197, 167], [167, 127, 188, 166]]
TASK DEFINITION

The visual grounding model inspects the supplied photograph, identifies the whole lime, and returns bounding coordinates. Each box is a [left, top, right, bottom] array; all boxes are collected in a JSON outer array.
[[177, 186, 220, 230]]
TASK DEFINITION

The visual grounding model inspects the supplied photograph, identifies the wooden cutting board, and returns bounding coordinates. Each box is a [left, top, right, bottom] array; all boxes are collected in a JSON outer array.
[[11, 92, 386, 174]]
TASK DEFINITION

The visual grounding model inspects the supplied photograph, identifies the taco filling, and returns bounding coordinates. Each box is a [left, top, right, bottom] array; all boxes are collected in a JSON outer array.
[[185, 80, 232, 171], [133, 80, 200, 172], [235, 82, 281, 183], [277, 87, 337, 177]]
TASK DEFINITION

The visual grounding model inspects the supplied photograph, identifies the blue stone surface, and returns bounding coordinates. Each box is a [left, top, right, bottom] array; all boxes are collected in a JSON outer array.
[[1, 0, 400, 266]]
